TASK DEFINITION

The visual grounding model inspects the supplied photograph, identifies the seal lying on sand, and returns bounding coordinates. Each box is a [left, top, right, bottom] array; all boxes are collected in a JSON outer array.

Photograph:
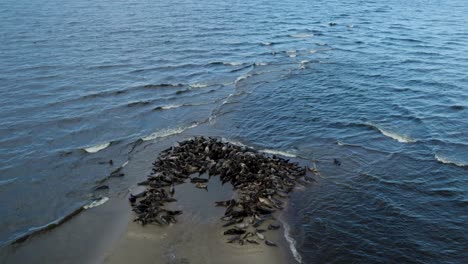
[[130, 136, 313, 247]]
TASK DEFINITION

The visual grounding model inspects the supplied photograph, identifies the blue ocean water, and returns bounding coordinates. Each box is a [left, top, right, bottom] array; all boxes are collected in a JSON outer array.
[[1, 0, 467, 262]]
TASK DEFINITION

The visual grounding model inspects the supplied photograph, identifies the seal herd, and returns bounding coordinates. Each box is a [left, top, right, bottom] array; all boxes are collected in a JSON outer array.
[[130, 136, 313, 247]]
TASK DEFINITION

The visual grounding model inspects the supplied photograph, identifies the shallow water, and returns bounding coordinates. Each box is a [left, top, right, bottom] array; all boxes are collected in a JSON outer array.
[[1, 0, 467, 262]]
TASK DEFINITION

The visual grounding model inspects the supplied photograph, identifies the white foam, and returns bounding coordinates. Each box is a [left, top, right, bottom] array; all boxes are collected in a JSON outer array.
[[223, 62, 243, 66], [84, 142, 111, 153], [282, 220, 303, 263], [220, 138, 248, 147], [260, 42, 272, 46], [290, 33, 314, 38], [368, 123, 415, 143], [141, 123, 199, 141], [189, 83, 208, 88], [287, 50, 297, 58], [159, 104, 183, 110], [234, 74, 251, 85], [254, 62, 268, 66], [84, 197, 109, 209], [299, 60, 309, 69], [435, 154, 467, 167], [376, 127, 415, 143], [259, 149, 297, 158]]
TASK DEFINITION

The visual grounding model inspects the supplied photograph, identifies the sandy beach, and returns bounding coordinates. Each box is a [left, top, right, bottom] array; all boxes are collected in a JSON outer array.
[[0, 131, 299, 264]]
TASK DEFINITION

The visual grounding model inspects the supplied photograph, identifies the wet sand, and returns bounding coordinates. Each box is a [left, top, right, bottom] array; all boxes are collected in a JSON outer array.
[[106, 177, 293, 264], [0, 130, 298, 264]]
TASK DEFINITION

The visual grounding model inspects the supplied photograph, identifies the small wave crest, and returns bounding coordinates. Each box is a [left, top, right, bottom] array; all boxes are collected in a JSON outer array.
[[141, 123, 199, 141], [189, 83, 208, 88], [223, 62, 243, 66], [153, 102, 210, 111], [364, 123, 415, 143], [378, 128, 415, 143], [127, 101, 151, 107], [234, 74, 252, 85], [287, 50, 297, 58], [154, 104, 183, 111], [84, 142, 111, 153], [290, 33, 314, 38], [259, 149, 297, 158], [435, 154, 467, 167], [0, 177, 18, 186]]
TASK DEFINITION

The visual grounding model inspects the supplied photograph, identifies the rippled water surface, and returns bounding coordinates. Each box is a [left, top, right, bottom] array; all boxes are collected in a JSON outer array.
[[1, 0, 467, 262]]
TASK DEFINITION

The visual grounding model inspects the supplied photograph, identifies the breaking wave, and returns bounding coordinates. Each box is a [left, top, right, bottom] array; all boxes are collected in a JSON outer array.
[[435, 154, 467, 167], [234, 74, 252, 85], [259, 149, 297, 158], [377, 127, 415, 143], [84, 142, 111, 153], [141, 123, 199, 141], [364, 123, 416, 143]]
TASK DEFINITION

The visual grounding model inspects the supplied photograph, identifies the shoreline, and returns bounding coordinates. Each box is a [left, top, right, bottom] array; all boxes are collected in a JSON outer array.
[[0, 130, 303, 264]]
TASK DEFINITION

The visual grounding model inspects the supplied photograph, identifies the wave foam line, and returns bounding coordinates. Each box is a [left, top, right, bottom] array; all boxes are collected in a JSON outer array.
[[84, 142, 111, 153], [435, 154, 467, 167], [220, 138, 248, 148], [282, 220, 303, 263], [141, 123, 199, 141], [11, 205, 86, 245], [259, 149, 297, 158], [84, 197, 109, 209]]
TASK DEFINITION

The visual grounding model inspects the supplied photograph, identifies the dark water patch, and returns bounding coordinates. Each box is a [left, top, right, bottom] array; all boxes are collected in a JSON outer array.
[[81, 89, 128, 100], [427, 187, 462, 197], [450, 105, 464, 111], [142, 83, 185, 89], [86, 64, 132, 70], [126, 101, 151, 107]]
